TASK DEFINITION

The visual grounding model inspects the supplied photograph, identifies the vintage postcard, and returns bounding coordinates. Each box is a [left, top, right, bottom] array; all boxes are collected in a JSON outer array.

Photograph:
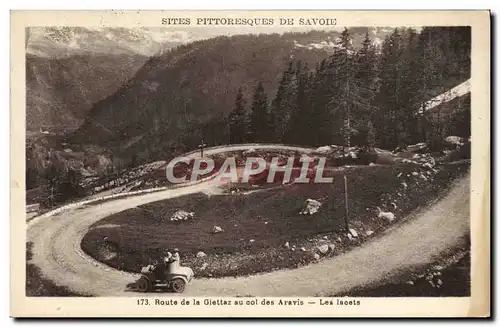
[[11, 10, 490, 317]]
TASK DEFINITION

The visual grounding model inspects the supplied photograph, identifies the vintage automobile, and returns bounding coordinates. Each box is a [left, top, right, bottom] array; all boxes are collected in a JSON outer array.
[[132, 261, 194, 293]]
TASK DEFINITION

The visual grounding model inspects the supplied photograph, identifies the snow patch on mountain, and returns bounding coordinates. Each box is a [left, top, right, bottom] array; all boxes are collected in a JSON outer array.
[[293, 38, 355, 54], [419, 79, 471, 113], [294, 37, 381, 54], [27, 27, 197, 58], [373, 37, 383, 47]]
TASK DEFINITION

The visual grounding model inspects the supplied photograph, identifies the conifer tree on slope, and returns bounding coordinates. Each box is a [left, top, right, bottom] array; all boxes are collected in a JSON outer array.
[[355, 31, 379, 148], [375, 28, 406, 149], [270, 61, 297, 142], [249, 82, 270, 142], [398, 27, 422, 145], [328, 28, 376, 148], [413, 27, 456, 144], [283, 61, 313, 145], [356, 31, 378, 94], [308, 59, 332, 145], [228, 87, 248, 144]]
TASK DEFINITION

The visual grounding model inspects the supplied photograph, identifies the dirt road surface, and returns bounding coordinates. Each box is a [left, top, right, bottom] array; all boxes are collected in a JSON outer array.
[[27, 169, 469, 297], [82, 143, 315, 199]]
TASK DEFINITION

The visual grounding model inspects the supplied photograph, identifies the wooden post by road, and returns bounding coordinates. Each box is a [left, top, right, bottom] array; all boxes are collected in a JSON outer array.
[[198, 140, 207, 157], [344, 174, 349, 232]]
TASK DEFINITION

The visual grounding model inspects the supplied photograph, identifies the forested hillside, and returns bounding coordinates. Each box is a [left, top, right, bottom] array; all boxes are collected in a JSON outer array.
[[26, 53, 147, 131], [71, 29, 396, 163], [26, 26, 187, 131], [226, 26, 471, 151], [72, 27, 470, 165], [27, 27, 470, 207], [28, 28, 396, 203]]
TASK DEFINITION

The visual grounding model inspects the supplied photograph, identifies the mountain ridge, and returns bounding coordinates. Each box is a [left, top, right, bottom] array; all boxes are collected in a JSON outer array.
[[27, 26, 186, 58], [26, 52, 147, 131], [73, 29, 395, 146]]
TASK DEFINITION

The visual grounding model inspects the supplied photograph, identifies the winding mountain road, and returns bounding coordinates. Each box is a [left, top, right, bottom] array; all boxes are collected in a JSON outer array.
[[27, 144, 470, 297]]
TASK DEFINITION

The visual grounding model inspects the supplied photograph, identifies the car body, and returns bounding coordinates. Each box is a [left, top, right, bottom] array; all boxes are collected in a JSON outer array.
[[132, 264, 194, 293]]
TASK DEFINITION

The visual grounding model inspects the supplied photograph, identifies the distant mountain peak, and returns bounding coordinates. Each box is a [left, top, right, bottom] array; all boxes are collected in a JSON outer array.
[[26, 27, 189, 58]]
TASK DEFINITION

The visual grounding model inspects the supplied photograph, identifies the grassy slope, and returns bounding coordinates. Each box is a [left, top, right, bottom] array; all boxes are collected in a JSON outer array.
[[82, 162, 469, 278]]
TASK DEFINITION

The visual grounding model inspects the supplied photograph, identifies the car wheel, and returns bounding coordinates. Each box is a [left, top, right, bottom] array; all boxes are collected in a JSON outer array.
[[136, 277, 151, 293], [171, 278, 186, 293]]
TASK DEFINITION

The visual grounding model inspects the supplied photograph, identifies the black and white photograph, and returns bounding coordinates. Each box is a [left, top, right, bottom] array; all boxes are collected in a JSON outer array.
[[11, 10, 490, 318]]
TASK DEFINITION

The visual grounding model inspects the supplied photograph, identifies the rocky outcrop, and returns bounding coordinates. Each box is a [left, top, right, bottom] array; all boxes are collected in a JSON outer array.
[[212, 225, 224, 234], [170, 210, 195, 221], [299, 199, 322, 215]]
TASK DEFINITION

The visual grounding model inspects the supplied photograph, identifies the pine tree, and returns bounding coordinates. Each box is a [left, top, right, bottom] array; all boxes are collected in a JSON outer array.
[[355, 32, 380, 146], [412, 27, 471, 144], [283, 61, 313, 145], [359, 120, 377, 149], [356, 31, 378, 94], [399, 28, 422, 145], [308, 61, 332, 145], [263, 26, 469, 152], [202, 112, 229, 146], [270, 61, 297, 142], [249, 82, 270, 142], [375, 28, 406, 149], [328, 28, 377, 149], [228, 87, 248, 144]]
